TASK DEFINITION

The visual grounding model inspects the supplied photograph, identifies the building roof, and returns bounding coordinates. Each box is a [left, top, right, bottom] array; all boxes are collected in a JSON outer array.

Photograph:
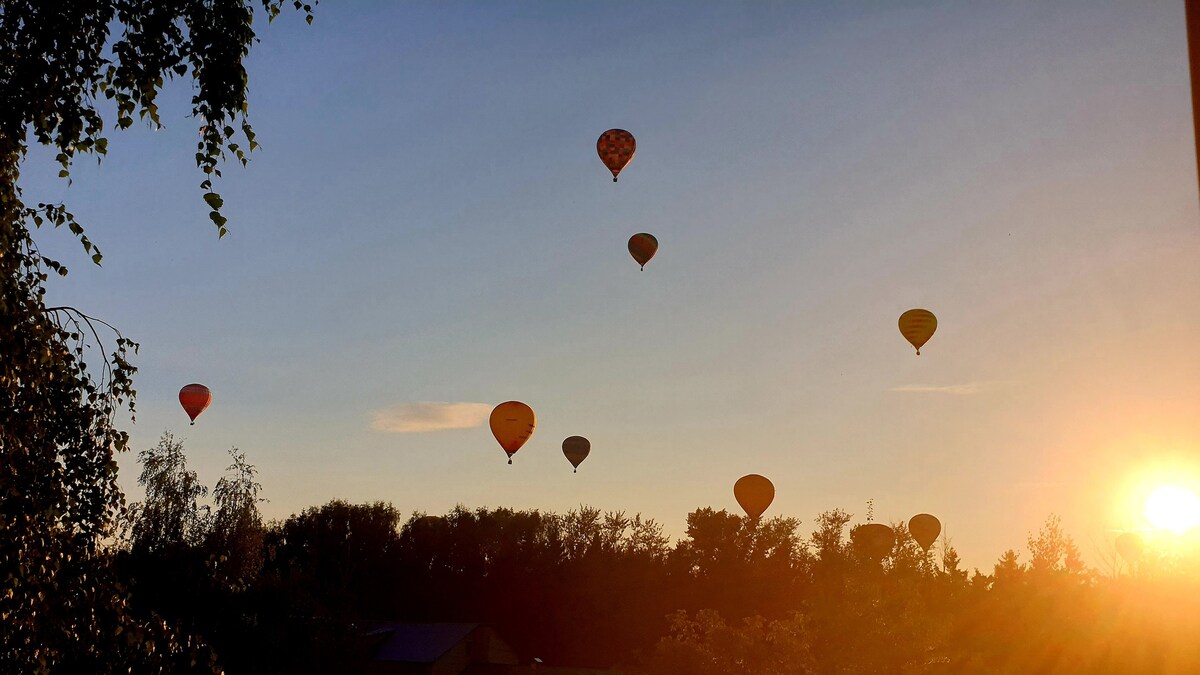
[[365, 622, 481, 663]]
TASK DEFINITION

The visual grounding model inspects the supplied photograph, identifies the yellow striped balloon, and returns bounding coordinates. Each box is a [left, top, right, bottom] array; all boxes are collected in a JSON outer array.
[[490, 401, 535, 465], [898, 309, 937, 355]]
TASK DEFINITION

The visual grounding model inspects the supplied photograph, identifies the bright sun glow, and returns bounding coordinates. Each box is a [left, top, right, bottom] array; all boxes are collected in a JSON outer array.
[[1144, 486, 1200, 535]]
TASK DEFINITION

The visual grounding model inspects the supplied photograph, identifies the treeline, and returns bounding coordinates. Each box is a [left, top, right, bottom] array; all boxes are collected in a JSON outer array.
[[115, 434, 1200, 674]]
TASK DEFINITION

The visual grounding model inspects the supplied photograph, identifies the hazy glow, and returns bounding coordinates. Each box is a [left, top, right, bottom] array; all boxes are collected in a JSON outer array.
[[1144, 486, 1200, 535]]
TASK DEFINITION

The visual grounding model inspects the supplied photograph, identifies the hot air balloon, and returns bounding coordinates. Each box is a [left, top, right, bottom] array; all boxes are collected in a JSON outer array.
[[490, 401, 535, 465], [597, 129, 636, 182], [853, 523, 895, 560], [414, 515, 446, 530], [562, 436, 590, 473], [908, 513, 941, 552], [628, 233, 658, 270], [1115, 532, 1144, 565], [898, 309, 937, 355], [734, 474, 775, 519], [178, 384, 212, 425]]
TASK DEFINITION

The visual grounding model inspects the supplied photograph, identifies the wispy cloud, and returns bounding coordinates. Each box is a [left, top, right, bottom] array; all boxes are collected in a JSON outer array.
[[889, 381, 1003, 395], [370, 402, 492, 433]]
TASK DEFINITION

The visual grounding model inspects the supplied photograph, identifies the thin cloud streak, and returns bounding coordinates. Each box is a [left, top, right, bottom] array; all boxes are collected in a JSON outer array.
[[370, 402, 492, 433], [1014, 481, 1061, 490], [889, 382, 1005, 395]]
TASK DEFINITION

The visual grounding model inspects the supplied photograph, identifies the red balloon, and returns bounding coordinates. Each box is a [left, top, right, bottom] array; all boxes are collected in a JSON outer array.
[[628, 233, 659, 270], [597, 129, 636, 182], [179, 384, 212, 425]]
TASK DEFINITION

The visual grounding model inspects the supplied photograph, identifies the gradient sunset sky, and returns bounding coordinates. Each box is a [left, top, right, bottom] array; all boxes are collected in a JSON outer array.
[[25, 1, 1200, 569]]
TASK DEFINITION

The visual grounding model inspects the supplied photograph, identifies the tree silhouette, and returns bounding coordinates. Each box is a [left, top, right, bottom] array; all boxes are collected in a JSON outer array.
[[128, 433, 211, 555], [0, 2, 312, 669]]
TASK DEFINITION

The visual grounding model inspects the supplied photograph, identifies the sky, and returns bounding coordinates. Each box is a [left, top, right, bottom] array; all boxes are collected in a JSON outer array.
[[23, 1, 1200, 570]]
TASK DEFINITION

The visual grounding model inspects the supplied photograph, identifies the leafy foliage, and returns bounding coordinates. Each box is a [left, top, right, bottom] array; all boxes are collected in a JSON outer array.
[[208, 448, 266, 587], [643, 609, 816, 675], [105, 438, 1200, 675], [1026, 514, 1085, 576], [0, 1, 313, 670], [4, 1, 316, 243], [129, 433, 211, 554]]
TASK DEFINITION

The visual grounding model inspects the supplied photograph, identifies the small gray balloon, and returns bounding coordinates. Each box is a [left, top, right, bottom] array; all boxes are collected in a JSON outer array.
[[562, 436, 591, 473]]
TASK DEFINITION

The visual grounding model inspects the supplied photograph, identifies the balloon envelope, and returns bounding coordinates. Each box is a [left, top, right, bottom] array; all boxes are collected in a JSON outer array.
[[414, 515, 445, 529], [490, 401, 535, 464], [597, 129, 636, 181], [562, 436, 591, 473], [908, 513, 941, 552], [1115, 532, 1144, 564], [734, 474, 775, 519], [628, 233, 658, 270], [853, 523, 895, 560], [898, 309, 937, 355], [178, 384, 212, 425]]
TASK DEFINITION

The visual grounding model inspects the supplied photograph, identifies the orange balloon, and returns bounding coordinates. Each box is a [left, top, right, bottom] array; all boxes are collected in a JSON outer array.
[[734, 474, 775, 519], [853, 523, 895, 560], [597, 129, 636, 182], [178, 384, 212, 425], [490, 401, 535, 465], [628, 233, 658, 270], [908, 514, 941, 552], [898, 309, 937, 355]]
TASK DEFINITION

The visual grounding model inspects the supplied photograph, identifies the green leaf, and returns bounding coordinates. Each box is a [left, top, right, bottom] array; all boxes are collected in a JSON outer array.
[[202, 192, 224, 210]]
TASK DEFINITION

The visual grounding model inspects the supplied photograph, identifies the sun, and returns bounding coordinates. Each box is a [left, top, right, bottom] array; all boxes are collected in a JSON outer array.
[[1144, 485, 1200, 535]]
